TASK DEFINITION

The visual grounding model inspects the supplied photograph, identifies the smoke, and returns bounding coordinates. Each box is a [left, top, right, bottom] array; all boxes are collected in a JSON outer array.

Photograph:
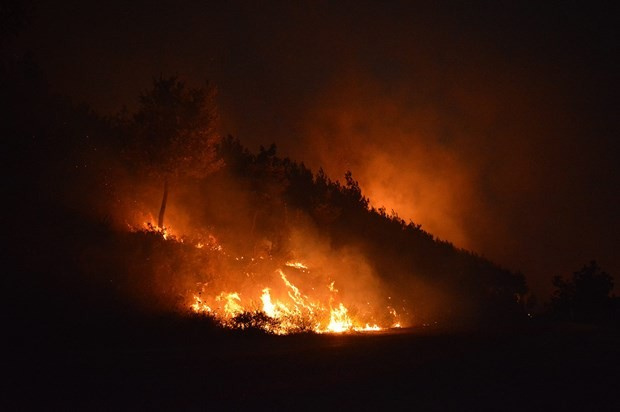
[[21, 0, 619, 301], [288, 49, 617, 298], [83, 150, 410, 327], [295, 70, 515, 251], [297, 71, 473, 247]]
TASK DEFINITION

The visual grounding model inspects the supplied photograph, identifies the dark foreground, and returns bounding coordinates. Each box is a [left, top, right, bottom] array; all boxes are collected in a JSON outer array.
[[7, 320, 620, 411]]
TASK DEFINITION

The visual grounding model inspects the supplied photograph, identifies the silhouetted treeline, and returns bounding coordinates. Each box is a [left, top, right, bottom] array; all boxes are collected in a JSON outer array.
[[549, 261, 619, 324], [214, 136, 529, 325], [6, 64, 532, 331]]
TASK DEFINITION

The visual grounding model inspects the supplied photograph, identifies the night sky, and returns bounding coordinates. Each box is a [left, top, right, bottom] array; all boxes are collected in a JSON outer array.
[[15, 0, 619, 298]]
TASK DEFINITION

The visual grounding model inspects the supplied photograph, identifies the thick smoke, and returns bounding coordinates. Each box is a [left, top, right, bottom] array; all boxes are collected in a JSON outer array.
[[291, 59, 617, 298]]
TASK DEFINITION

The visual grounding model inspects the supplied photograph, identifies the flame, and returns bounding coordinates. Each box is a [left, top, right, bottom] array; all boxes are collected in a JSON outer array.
[[285, 261, 309, 270], [188, 265, 392, 334], [260, 288, 276, 317], [357, 324, 381, 331], [388, 307, 402, 328], [191, 295, 212, 313], [137, 220, 403, 335], [326, 303, 353, 333], [216, 292, 243, 317], [138, 221, 175, 240]]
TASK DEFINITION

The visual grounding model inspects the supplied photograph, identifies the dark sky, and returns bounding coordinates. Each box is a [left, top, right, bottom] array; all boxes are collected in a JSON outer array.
[[16, 0, 619, 298]]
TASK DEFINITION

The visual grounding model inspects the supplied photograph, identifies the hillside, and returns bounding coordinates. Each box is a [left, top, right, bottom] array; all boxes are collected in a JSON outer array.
[[6, 73, 528, 334]]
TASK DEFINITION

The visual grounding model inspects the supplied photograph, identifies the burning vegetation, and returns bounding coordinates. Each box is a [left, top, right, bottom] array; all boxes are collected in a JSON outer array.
[[10, 76, 530, 338], [108, 119, 528, 332], [127, 201, 404, 335]]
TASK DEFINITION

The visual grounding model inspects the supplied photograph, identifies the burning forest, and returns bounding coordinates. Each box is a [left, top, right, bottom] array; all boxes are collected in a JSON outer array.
[[8, 76, 530, 339], [6, 3, 619, 409]]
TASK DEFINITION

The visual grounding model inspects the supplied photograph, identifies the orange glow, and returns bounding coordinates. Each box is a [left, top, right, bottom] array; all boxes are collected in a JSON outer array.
[[190, 295, 212, 313], [285, 261, 309, 270], [326, 303, 352, 333], [297, 72, 477, 249], [134, 218, 410, 335], [190, 278, 389, 334], [190, 264, 390, 334]]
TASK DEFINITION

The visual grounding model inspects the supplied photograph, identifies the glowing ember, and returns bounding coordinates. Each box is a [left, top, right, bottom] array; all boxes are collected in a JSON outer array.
[[388, 307, 402, 328], [357, 324, 381, 331], [285, 261, 309, 270]]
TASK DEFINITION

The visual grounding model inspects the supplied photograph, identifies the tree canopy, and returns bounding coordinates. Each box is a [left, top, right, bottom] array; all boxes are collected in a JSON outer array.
[[131, 76, 222, 179], [551, 260, 615, 323], [128, 76, 222, 227]]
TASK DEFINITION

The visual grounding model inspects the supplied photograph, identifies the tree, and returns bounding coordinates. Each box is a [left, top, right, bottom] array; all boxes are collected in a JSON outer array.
[[131, 76, 222, 227], [551, 260, 614, 322]]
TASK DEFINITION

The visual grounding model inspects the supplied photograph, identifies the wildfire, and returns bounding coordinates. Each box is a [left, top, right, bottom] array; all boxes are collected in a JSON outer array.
[[285, 261, 309, 270], [190, 295, 212, 313], [139, 220, 403, 335], [388, 307, 402, 328], [189, 264, 396, 334], [216, 292, 244, 316], [326, 303, 353, 333]]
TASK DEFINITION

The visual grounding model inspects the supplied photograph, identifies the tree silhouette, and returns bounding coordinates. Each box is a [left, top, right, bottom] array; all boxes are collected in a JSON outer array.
[[131, 76, 222, 227], [551, 260, 614, 322], [210, 136, 529, 324]]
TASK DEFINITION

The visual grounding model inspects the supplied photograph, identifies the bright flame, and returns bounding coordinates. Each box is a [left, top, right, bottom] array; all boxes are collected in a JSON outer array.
[[326, 303, 353, 333], [135, 222, 402, 335], [188, 265, 391, 335], [285, 261, 309, 270], [261, 288, 276, 317], [216, 292, 243, 317], [191, 295, 212, 313]]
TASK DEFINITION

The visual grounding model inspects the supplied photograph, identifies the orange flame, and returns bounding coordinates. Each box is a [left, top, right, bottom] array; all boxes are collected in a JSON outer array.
[[138, 220, 404, 334]]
